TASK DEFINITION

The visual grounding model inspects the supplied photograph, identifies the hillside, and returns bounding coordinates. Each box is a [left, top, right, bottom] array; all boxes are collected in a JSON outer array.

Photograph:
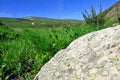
[[0, 16, 83, 29], [102, 1, 120, 25]]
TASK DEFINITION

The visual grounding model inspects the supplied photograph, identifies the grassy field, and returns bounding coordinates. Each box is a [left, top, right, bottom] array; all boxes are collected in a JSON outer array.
[[0, 17, 84, 29], [0, 23, 110, 80]]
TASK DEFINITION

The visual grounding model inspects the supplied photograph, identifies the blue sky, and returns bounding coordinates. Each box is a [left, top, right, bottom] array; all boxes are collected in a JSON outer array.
[[0, 0, 119, 19]]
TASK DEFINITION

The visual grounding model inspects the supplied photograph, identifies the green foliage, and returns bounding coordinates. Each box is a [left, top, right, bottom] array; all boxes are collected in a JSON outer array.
[[82, 4, 105, 27], [0, 24, 107, 80]]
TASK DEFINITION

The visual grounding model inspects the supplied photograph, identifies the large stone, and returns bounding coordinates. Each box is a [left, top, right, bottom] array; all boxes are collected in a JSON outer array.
[[34, 25, 120, 80]]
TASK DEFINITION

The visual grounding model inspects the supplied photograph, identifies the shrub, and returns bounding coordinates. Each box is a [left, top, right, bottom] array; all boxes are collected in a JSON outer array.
[[82, 4, 104, 27]]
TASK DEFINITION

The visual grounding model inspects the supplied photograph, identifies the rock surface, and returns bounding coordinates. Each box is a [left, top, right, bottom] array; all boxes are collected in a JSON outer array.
[[34, 25, 120, 80]]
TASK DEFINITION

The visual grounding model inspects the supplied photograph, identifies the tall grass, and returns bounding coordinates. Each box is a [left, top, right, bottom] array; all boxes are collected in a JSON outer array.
[[0, 24, 108, 80]]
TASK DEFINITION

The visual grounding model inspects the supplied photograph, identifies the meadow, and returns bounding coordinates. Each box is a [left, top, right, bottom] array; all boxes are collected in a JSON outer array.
[[0, 23, 110, 80]]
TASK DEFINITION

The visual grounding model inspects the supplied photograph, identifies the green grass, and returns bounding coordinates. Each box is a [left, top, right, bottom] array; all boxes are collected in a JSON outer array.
[[0, 24, 109, 80]]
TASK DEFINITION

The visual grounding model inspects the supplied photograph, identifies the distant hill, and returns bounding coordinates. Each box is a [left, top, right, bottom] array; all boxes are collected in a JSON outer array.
[[0, 16, 83, 29]]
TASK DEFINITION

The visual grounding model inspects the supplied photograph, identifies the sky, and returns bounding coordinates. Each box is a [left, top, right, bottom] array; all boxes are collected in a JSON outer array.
[[0, 0, 119, 20]]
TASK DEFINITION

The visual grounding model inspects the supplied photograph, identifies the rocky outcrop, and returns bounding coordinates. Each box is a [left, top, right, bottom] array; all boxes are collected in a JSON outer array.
[[34, 25, 120, 80]]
